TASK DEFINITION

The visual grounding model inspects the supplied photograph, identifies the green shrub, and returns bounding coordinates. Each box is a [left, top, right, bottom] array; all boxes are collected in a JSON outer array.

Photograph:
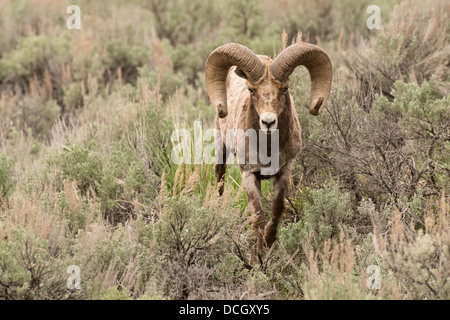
[[153, 195, 239, 299], [0, 154, 15, 203], [58, 139, 151, 223], [0, 228, 72, 300], [72, 51, 104, 84], [57, 103, 172, 223], [104, 40, 149, 84], [137, 66, 184, 100], [96, 141, 149, 219], [0, 35, 71, 82], [16, 97, 61, 138], [374, 81, 450, 191], [280, 186, 353, 253], [156, 196, 226, 257], [100, 286, 132, 300], [63, 82, 83, 111], [146, 0, 220, 47], [221, 0, 262, 43], [127, 101, 174, 192], [59, 142, 102, 196], [375, 81, 449, 138], [57, 191, 92, 235]]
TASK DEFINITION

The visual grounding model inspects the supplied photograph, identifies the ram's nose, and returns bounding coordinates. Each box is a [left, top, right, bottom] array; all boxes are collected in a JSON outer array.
[[260, 112, 278, 133]]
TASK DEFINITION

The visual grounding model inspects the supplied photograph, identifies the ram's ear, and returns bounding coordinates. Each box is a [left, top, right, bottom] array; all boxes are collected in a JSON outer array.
[[234, 68, 248, 79]]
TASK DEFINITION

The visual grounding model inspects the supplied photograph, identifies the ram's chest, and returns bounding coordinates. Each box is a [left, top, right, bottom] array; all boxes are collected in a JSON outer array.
[[216, 118, 297, 176]]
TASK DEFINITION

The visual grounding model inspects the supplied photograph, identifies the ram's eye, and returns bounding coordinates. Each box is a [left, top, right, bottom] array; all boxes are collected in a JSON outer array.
[[248, 87, 256, 94], [281, 87, 289, 93]]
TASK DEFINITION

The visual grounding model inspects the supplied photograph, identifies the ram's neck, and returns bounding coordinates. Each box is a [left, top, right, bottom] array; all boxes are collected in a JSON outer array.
[[278, 98, 295, 149]]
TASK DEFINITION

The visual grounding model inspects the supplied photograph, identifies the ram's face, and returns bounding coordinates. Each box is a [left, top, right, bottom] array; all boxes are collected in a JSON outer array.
[[247, 75, 290, 134]]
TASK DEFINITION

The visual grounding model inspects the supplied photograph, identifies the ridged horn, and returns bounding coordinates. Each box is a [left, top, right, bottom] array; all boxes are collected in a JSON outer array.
[[205, 43, 265, 118], [271, 43, 332, 115]]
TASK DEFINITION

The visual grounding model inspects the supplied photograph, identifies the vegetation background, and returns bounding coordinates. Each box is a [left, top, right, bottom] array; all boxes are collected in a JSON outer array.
[[0, 0, 449, 300]]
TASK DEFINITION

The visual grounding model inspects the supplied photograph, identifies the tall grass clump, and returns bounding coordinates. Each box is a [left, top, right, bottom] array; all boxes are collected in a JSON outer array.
[[345, 0, 450, 105]]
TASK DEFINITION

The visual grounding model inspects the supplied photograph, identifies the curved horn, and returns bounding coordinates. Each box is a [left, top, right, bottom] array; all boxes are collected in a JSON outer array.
[[271, 43, 332, 115], [206, 43, 265, 118]]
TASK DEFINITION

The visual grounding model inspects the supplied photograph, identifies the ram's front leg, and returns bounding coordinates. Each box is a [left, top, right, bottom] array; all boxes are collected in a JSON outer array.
[[264, 163, 291, 247], [215, 143, 227, 196], [214, 124, 228, 196], [242, 171, 265, 261]]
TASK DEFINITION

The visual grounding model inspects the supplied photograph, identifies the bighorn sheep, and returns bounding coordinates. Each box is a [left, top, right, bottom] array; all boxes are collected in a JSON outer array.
[[205, 42, 332, 258]]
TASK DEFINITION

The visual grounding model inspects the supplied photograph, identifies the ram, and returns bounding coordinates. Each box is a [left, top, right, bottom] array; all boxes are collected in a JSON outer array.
[[205, 42, 332, 259]]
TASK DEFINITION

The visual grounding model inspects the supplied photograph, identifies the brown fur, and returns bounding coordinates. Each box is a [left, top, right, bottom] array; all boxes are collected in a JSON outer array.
[[214, 56, 302, 260]]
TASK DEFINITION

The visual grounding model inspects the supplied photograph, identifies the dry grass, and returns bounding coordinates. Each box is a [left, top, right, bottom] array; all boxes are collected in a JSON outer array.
[[374, 190, 449, 299], [345, 0, 450, 105]]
